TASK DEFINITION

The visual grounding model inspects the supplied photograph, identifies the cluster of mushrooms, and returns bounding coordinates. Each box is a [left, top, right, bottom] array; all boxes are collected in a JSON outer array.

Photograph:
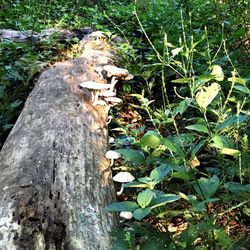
[[79, 64, 133, 111], [79, 47, 135, 220], [105, 150, 136, 220]]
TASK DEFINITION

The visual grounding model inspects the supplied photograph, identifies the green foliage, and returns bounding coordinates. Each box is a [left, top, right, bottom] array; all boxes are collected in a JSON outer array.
[[104, 1, 249, 248], [1, 0, 250, 248]]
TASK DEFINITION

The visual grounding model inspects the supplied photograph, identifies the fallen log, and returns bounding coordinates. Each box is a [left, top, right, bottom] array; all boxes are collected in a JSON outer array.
[[0, 27, 95, 43], [0, 34, 117, 250]]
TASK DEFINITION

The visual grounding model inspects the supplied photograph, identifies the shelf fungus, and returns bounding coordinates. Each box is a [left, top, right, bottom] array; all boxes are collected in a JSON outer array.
[[79, 81, 111, 106], [112, 172, 135, 195]]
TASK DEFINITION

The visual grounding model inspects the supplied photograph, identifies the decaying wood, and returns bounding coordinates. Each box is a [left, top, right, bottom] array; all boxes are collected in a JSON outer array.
[[0, 35, 117, 250], [0, 28, 95, 43]]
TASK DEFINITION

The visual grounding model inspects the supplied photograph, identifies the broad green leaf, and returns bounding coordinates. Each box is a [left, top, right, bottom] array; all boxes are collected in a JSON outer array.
[[192, 175, 220, 199], [185, 124, 209, 134], [171, 172, 191, 181], [214, 229, 233, 248], [196, 82, 221, 109], [137, 189, 154, 208], [162, 139, 177, 152], [191, 139, 207, 156], [197, 74, 215, 84], [173, 98, 193, 116], [104, 201, 139, 212], [217, 115, 248, 130], [133, 207, 151, 220], [116, 149, 145, 165], [224, 182, 250, 198], [233, 85, 250, 94], [152, 194, 181, 209], [150, 165, 172, 182], [210, 135, 234, 149], [211, 65, 224, 81], [141, 131, 161, 149]]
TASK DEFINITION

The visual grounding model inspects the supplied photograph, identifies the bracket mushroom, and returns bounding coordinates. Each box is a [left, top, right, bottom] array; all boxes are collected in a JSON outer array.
[[112, 172, 135, 195], [79, 81, 112, 106]]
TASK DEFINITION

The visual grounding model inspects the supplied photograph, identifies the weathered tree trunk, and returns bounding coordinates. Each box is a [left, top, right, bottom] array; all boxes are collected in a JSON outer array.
[[0, 37, 117, 249], [0, 28, 95, 43]]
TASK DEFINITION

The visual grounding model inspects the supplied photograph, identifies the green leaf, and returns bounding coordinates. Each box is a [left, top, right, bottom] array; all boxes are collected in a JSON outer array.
[[137, 177, 153, 184], [217, 115, 248, 130], [152, 193, 181, 209], [210, 135, 234, 149], [162, 139, 177, 152], [116, 149, 145, 165], [150, 165, 172, 183], [197, 74, 215, 84], [104, 201, 139, 212], [133, 207, 151, 220], [192, 175, 220, 199], [173, 98, 193, 116], [141, 131, 161, 149], [123, 181, 151, 188], [214, 229, 233, 248], [137, 189, 154, 208], [224, 182, 250, 198], [186, 124, 209, 134], [233, 85, 250, 94], [220, 148, 241, 157], [191, 139, 207, 156], [171, 172, 191, 181]]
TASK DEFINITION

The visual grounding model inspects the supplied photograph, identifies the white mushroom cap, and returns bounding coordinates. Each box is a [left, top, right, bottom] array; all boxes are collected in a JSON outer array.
[[124, 74, 134, 81], [99, 91, 116, 97], [105, 97, 122, 103], [89, 31, 106, 38], [105, 150, 121, 159], [112, 172, 135, 183], [120, 211, 133, 220], [79, 81, 111, 90], [109, 137, 115, 144], [103, 65, 129, 78]]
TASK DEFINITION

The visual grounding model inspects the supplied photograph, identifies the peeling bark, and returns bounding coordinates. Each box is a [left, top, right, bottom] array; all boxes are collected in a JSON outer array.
[[0, 37, 117, 250]]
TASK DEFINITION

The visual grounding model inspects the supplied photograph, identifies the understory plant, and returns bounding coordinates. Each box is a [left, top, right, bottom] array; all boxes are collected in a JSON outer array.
[[105, 2, 250, 249]]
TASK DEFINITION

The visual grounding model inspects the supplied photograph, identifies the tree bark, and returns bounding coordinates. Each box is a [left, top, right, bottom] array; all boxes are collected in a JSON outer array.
[[0, 37, 117, 250], [0, 28, 95, 43]]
